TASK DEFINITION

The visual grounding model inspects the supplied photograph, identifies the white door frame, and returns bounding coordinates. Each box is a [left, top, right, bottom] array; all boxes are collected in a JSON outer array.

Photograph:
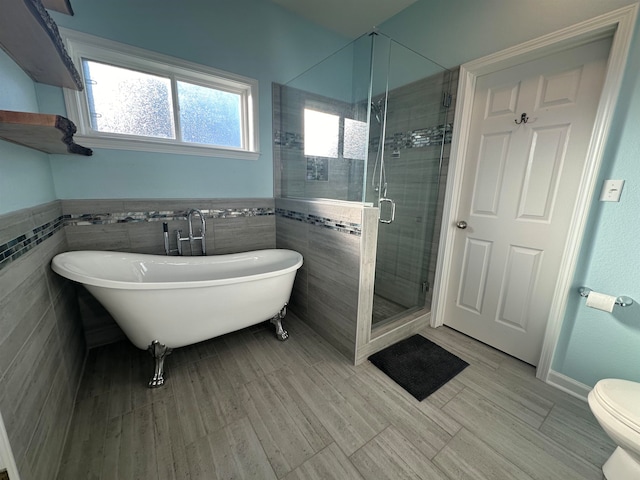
[[431, 4, 638, 382]]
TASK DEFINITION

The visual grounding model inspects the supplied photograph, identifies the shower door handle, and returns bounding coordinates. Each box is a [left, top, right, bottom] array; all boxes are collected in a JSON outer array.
[[379, 198, 396, 224]]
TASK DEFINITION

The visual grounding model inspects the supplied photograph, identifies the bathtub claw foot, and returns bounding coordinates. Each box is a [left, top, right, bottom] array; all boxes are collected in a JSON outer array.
[[147, 341, 173, 388], [271, 304, 289, 341]]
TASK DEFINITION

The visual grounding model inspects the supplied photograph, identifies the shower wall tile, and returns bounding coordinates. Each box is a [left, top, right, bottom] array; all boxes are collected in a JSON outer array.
[[22, 365, 72, 480], [275, 213, 309, 251], [307, 223, 360, 274], [126, 221, 169, 254], [272, 84, 284, 198], [76, 286, 124, 348], [53, 283, 86, 395], [275, 198, 367, 362], [1, 307, 61, 463], [0, 209, 35, 246], [0, 268, 50, 379], [374, 270, 423, 307], [308, 262, 358, 313], [354, 207, 379, 358], [65, 223, 131, 252], [0, 202, 85, 480], [275, 215, 309, 317], [30, 202, 63, 229], [308, 294, 356, 359], [275, 197, 309, 216], [121, 198, 202, 212], [273, 82, 365, 202], [289, 265, 309, 318], [372, 68, 459, 311], [304, 242, 360, 352], [306, 201, 364, 226], [62, 199, 127, 215], [212, 216, 276, 254]]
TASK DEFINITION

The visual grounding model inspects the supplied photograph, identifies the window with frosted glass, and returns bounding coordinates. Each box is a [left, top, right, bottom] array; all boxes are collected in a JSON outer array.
[[83, 60, 175, 138], [177, 82, 241, 147], [304, 109, 339, 158], [343, 118, 368, 160], [63, 30, 259, 158]]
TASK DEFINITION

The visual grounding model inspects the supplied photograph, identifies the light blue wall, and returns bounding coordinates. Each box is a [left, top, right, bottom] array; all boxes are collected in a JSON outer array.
[[553, 29, 640, 385], [382, 0, 640, 387], [381, 0, 638, 68], [0, 50, 56, 214], [41, 0, 348, 200]]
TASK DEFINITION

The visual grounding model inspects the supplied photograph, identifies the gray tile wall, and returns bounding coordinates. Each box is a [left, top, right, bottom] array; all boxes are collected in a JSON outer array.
[[0, 201, 85, 480], [274, 68, 459, 315], [275, 198, 369, 361], [272, 83, 367, 202], [368, 69, 459, 311], [61, 198, 277, 347]]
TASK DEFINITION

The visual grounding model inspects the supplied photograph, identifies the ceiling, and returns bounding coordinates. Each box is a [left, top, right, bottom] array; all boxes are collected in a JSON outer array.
[[271, 0, 418, 38]]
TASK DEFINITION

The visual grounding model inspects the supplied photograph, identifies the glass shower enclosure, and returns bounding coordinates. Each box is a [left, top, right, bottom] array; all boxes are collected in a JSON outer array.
[[275, 31, 452, 336]]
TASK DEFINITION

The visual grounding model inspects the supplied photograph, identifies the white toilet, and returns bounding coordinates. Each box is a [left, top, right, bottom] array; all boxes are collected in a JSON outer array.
[[588, 379, 640, 479]]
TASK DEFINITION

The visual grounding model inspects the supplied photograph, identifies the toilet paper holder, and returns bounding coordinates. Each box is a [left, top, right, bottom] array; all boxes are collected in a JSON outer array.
[[578, 287, 633, 307]]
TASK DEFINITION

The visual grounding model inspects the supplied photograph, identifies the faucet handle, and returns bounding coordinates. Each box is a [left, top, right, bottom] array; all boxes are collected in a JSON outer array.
[[175, 229, 184, 255]]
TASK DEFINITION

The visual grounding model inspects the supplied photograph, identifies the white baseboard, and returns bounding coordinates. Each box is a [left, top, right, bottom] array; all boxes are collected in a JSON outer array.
[[546, 369, 592, 402]]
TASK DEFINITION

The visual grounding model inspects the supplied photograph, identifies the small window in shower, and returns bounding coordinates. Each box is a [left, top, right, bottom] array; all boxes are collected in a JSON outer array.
[[343, 118, 368, 160], [304, 108, 339, 158]]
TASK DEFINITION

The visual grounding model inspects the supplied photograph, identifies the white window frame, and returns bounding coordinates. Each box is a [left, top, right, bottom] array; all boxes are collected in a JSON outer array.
[[60, 28, 259, 159]]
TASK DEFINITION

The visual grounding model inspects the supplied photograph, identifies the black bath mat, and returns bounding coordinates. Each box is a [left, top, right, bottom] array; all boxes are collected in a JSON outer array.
[[369, 334, 469, 401]]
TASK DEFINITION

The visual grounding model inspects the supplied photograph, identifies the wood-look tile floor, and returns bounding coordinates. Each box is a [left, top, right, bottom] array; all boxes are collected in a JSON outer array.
[[57, 313, 613, 479]]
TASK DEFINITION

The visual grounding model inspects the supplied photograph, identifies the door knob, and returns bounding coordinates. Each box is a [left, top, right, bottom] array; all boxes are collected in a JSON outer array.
[[456, 220, 468, 229]]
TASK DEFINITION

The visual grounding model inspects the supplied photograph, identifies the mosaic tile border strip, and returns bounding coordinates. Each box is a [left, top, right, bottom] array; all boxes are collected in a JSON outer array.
[[66, 207, 274, 226], [0, 215, 65, 270], [274, 123, 452, 153], [276, 208, 361, 236], [0, 207, 275, 271], [1, 206, 358, 270], [377, 123, 453, 151], [274, 131, 304, 150]]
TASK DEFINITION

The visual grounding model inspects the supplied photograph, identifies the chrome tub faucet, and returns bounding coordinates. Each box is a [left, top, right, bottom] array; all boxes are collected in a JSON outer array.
[[164, 208, 207, 256], [186, 208, 206, 256]]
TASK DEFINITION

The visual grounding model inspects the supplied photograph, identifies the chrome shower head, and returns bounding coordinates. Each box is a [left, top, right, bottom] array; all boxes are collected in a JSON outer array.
[[371, 99, 384, 124]]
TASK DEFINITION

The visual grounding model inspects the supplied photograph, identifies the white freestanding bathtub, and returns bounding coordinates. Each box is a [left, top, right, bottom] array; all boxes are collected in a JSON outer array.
[[52, 249, 303, 387]]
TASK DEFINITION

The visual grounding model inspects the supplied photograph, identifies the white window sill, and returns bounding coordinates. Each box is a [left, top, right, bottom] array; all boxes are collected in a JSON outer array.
[[74, 134, 261, 160]]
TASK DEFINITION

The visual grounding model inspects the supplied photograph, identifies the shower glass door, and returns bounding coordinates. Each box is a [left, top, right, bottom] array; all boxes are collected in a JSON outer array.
[[275, 30, 452, 336], [366, 35, 451, 333]]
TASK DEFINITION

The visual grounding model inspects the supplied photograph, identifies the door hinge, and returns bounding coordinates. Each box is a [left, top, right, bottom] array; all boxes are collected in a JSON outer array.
[[442, 92, 452, 108]]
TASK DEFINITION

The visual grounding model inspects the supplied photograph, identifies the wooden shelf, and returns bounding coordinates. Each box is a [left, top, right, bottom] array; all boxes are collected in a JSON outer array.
[[42, 0, 74, 15], [0, 0, 82, 90], [0, 110, 92, 155]]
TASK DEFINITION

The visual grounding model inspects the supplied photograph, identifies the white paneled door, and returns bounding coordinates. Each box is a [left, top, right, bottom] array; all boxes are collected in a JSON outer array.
[[443, 38, 611, 365]]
